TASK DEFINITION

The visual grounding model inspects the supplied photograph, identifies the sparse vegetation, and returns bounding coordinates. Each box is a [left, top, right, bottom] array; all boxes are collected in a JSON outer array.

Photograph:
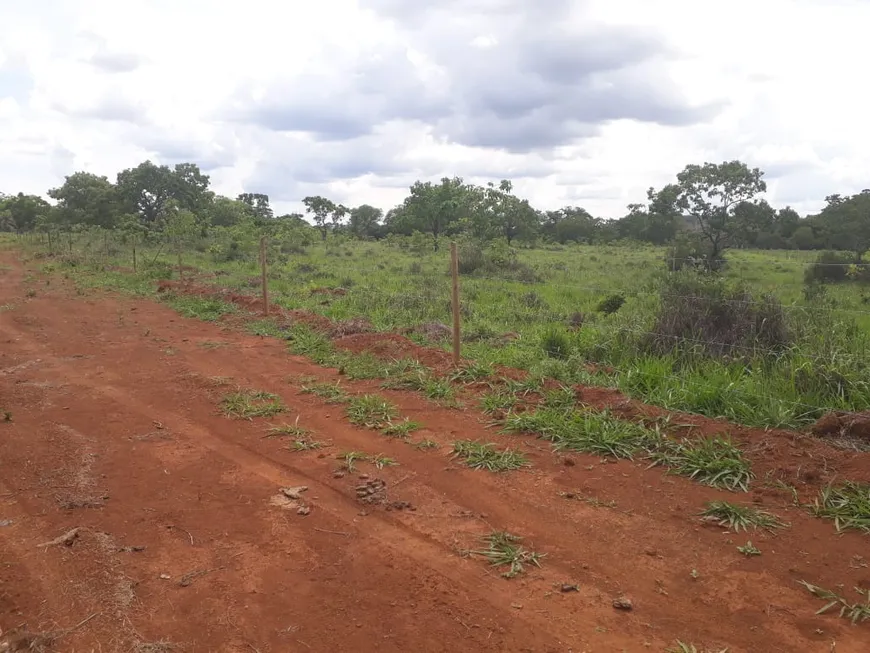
[[811, 482, 870, 533], [300, 380, 350, 403], [798, 581, 870, 624], [469, 531, 544, 579], [382, 418, 422, 438], [264, 418, 310, 439], [737, 541, 761, 557], [346, 394, 399, 429], [371, 454, 397, 469], [452, 440, 529, 472], [337, 451, 368, 472], [700, 501, 787, 532], [221, 389, 286, 419], [666, 643, 729, 653]]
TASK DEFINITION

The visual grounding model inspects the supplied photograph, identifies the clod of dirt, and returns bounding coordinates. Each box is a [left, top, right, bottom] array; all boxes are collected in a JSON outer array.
[[812, 411, 870, 443], [297, 506, 311, 516], [385, 501, 415, 512], [281, 486, 309, 500], [37, 527, 80, 549], [559, 584, 580, 593], [355, 479, 387, 505], [118, 545, 146, 553], [612, 597, 633, 611]]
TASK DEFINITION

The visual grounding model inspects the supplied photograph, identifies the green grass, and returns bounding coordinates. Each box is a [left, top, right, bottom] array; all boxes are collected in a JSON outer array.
[[452, 440, 529, 472], [811, 482, 870, 533], [798, 581, 870, 624], [737, 541, 761, 557], [299, 380, 350, 403], [221, 389, 286, 419], [337, 451, 368, 472], [27, 235, 870, 431], [413, 439, 439, 450], [264, 418, 310, 439], [162, 294, 236, 321], [371, 454, 397, 469], [381, 418, 422, 438], [648, 436, 753, 492], [469, 531, 544, 579], [289, 437, 326, 451], [700, 501, 787, 532], [479, 389, 519, 414], [346, 394, 399, 429]]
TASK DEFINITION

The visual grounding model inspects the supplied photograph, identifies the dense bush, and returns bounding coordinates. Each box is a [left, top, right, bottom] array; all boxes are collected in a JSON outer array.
[[597, 293, 625, 315], [804, 251, 869, 284], [646, 273, 790, 359]]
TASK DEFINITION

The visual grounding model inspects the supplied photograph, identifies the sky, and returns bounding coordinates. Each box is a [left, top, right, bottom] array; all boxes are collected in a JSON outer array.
[[0, 0, 868, 219]]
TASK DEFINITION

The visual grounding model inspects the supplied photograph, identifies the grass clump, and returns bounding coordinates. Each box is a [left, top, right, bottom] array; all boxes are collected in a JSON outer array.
[[346, 394, 399, 429], [700, 501, 787, 532], [290, 438, 326, 451], [382, 418, 422, 438], [469, 531, 544, 579], [798, 581, 870, 624], [163, 294, 236, 321], [337, 451, 368, 472], [300, 380, 349, 403], [447, 361, 494, 383], [452, 440, 529, 472], [541, 385, 577, 410], [264, 417, 310, 439], [541, 327, 571, 360], [648, 436, 753, 492], [666, 643, 729, 653], [413, 439, 439, 450], [811, 482, 870, 533], [479, 389, 518, 414], [371, 454, 397, 469], [221, 389, 286, 419], [737, 541, 761, 557]]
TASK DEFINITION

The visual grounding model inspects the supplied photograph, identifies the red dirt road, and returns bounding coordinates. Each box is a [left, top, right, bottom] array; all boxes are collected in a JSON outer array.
[[1, 252, 869, 652]]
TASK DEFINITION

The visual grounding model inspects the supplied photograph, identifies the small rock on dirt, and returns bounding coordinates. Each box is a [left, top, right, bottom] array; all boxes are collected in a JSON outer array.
[[559, 584, 580, 593], [280, 486, 308, 500], [297, 506, 311, 516], [612, 597, 633, 611]]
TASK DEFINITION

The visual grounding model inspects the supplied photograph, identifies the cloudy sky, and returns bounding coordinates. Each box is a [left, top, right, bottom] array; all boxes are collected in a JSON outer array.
[[0, 0, 868, 218]]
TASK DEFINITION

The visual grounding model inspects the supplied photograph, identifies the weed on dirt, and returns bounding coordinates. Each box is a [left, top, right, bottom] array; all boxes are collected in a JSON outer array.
[[452, 440, 529, 472], [413, 439, 439, 450], [337, 451, 368, 472], [798, 581, 870, 624], [469, 531, 544, 579], [289, 438, 326, 452], [479, 389, 519, 414], [811, 481, 870, 533], [667, 643, 729, 653], [700, 501, 787, 532], [220, 389, 286, 419], [346, 394, 399, 429], [737, 541, 761, 557], [162, 294, 236, 321], [381, 418, 422, 438], [264, 418, 311, 439], [300, 380, 350, 403], [648, 436, 753, 492], [371, 454, 397, 469]]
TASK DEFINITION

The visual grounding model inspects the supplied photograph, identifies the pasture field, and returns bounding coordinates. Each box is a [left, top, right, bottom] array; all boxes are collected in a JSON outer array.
[[1, 235, 869, 652]]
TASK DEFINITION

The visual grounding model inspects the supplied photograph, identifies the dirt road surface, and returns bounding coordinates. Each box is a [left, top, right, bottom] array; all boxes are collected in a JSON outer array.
[[1, 252, 869, 652]]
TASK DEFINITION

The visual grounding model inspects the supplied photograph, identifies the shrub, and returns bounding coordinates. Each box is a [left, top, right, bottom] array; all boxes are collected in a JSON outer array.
[[665, 232, 723, 272], [541, 327, 572, 359], [597, 293, 625, 315], [457, 240, 486, 274], [522, 292, 547, 309], [804, 251, 859, 284], [646, 274, 791, 359]]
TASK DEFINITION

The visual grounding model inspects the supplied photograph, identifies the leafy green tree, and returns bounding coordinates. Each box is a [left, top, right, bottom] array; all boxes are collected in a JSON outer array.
[[542, 206, 600, 243], [163, 204, 199, 279], [173, 163, 213, 213], [732, 199, 775, 247], [208, 196, 254, 227], [48, 173, 121, 228], [394, 177, 468, 250], [237, 193, 274, 221], [330, 203, 349, 232], [817, 190, 870, 261], [117, 161, 212, 224], [651, 160, 767, 269], [302, 196, 336, 240], [0, 193, 50, 232], [475, 180, 538, 245], [349, 204, 383, 239]]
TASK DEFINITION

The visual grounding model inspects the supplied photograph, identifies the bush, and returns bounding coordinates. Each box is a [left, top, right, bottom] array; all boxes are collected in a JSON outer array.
[[665, 232, 723, 272], [457, 240, 486, 274], [596, 294, 625, 315], [804, 251, 857, 284], [646, 274, 791, 359], [541, 327, 572, 360]]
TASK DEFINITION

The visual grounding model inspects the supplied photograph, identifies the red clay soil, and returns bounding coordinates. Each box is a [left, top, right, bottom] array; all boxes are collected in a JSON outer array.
[[2, 252, 870, 653]]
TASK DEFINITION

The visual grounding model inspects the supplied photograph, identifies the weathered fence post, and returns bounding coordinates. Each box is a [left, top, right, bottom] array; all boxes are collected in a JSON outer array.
[[450, 241, 461, 367], [260, 236, 269, 317]]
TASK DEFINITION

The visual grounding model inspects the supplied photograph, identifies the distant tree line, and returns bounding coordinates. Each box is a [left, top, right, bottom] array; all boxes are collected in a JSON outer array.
[[2, 159, 868, 264]]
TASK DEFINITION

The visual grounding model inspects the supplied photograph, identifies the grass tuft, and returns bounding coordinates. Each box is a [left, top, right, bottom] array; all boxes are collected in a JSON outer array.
[[811, 482, 870, 533], [300, 380, 350, 404], [452, 440, 529, 472], [382, 418, 422, 438], [479, 389, 518, 414], [346, 394, 399, 429], [221, 389, 286, 419], [648, 436, 753, 492], [371, 454, 397, 469], [798, 581, 870, 624], [470, 531, 544, 579], [737, 541, 761, 557], [264, 417, 310, 439], [700, 501, 787, 532], [337, 451, 368, 472]]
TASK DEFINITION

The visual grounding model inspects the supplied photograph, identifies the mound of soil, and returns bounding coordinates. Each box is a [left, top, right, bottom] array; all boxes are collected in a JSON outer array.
[[333, 333, 453, 370], [812, 410, 870, 443], [331, 317, 375, 338]]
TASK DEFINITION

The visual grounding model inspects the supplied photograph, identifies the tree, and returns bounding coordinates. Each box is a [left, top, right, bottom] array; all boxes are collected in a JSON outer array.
[[302, 196, 337, 240], [208, 196, 254, 227], [817, 190, 870, 261], [731, 199, 775, 247], [542, 206, 600, 243], [330, 204, 349, 232], [48, 172, 121, 228], [116, 161, 178, 224], [652, 160, 767, 269], [237, 193, 274, 221], [349, 204, 383, 239], [163, 204, 198, 280], [0, 193, 50, 232], [476, 180, 539, 245], [395, 177, 467, 250]]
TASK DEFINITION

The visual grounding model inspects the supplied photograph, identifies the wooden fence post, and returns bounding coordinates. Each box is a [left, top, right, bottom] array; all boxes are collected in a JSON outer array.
[[450, 241, 461, 367], [260, 236, 269, 317]]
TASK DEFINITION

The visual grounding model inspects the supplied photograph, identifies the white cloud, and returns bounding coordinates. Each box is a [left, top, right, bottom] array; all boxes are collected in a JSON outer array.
[[0, 0, 868, 218]]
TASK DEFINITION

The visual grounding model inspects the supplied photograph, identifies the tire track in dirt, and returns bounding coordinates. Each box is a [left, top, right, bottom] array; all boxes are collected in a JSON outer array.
[[1, 312, 630, 651]]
